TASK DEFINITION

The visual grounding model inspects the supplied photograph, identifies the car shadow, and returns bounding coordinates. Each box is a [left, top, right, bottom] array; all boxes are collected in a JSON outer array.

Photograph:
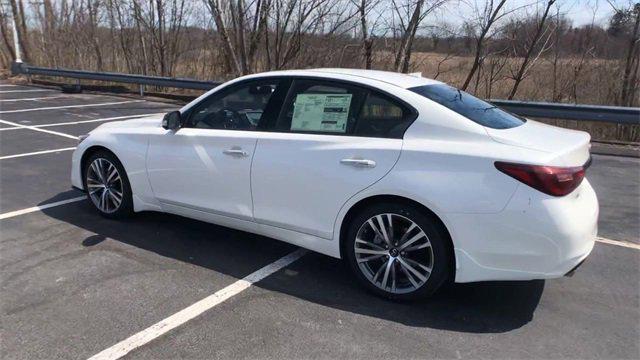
[[40, 196, 544, 334]]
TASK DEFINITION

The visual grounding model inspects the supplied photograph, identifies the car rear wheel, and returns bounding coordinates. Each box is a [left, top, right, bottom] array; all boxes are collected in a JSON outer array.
[[344, 202, 450, 300], [83, 151, 133, 218]]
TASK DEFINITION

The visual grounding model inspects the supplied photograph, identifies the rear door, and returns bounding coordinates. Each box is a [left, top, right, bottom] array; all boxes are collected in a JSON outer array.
[[251, 79, 416, 239]]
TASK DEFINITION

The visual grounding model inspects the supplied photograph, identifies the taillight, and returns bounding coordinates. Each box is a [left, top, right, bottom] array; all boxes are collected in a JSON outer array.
[[495, 159, 590, 197]]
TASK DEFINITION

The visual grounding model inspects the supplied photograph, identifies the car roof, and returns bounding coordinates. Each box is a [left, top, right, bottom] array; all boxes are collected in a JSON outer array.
[[243, 68, 443, 89]]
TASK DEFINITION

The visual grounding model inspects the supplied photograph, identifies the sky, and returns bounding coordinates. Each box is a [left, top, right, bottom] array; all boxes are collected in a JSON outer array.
[[553, 0, 628, 25], [440, 0, 631, 28]]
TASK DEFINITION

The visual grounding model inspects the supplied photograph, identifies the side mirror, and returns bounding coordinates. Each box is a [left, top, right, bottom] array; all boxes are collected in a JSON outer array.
[[162, 111, 182, 130]]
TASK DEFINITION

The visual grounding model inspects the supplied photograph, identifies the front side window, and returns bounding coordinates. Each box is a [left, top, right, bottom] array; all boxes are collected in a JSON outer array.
[[276, 80, 367, 134], [409, 84, 525, 129], [188, 80, 280, 131]]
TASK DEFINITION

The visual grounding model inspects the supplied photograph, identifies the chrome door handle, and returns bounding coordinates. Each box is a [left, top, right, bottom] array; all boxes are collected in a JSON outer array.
[[340, 158, 376, 168], [223, 148, 248, 157]]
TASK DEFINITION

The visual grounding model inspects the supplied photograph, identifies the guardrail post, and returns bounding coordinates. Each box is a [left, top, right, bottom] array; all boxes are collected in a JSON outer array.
[[10, 62, 22, 76], [139, 84, 144, 97]]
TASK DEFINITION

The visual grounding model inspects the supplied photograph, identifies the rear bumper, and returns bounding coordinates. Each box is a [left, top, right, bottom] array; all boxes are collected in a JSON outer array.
[[450, 179, 598, 283]]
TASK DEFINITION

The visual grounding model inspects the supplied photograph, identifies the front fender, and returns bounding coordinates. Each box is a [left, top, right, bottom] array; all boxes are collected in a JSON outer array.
[[71, 131, 161, 212]]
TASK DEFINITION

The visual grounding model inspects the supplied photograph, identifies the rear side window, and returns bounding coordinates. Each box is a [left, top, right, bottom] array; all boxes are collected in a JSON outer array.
[[276, 79, 415, 138], [276, 80, 367, 134], [355, 93, 413, 138], [409, 84, 525, 129]]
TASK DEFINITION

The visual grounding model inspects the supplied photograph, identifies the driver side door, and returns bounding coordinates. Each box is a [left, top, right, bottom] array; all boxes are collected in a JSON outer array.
[[146, 78, 286, 223]]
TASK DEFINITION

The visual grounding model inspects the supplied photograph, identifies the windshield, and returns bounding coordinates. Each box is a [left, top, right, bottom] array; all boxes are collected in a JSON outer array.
[[409, 84, 525, 129]]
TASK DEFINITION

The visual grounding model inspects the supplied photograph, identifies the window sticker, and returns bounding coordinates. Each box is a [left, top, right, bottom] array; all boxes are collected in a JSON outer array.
[[290, 94, 352, 133]]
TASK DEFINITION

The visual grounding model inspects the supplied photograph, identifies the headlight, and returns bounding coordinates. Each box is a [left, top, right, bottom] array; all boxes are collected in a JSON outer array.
[[77, 134, 89, 144]]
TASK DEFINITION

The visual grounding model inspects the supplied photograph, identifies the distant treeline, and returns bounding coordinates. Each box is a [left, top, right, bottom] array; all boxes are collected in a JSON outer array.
[[1, 0, 638, 107]]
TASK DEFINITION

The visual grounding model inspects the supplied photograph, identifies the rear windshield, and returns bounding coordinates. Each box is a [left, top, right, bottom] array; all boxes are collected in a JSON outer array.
[[409, 84, 525, 129]]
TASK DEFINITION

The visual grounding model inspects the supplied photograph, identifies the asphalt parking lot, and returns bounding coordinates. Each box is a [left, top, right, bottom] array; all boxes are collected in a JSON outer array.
[[1, 80, 638, 360]]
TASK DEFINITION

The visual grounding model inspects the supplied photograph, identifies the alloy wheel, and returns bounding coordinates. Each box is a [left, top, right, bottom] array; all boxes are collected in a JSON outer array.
[[86, 158, 124, 214], [354, 213, 433, 294]]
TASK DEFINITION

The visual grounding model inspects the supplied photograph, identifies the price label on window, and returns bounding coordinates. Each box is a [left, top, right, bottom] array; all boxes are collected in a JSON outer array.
[[291, 94, 352, 133]]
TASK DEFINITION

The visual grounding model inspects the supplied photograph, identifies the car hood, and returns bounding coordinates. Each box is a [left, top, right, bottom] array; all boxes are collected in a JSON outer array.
[[95, 115, 164, 131], [100, 115, 164, 128], [485, 119, 591, 166]]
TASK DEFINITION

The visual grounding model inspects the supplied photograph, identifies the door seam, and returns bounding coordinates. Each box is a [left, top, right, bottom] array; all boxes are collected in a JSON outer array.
[[331, 138, 405, 240], [249, 137, 259, 222]]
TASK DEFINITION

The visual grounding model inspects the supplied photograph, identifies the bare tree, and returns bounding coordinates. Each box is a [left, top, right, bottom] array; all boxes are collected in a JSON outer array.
[[131, 1, 150, 74], [0, 5, 16, 62], [571, 28, 596, 103], [461, 0, 508, 90], [107, 0, 134, 73], [483, 50, 508, 98], [610, 2, 640, 106], [507, 0, 556, 99], [355, 0, 375, 68], [549, 7, 564, 101], [390, 0, 447, 73], [86, 0, 104, 71], [205, 0, 275, 75], [8, 0, 29, 62]]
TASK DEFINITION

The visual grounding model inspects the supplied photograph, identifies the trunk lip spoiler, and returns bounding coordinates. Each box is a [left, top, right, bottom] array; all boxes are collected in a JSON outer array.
[[494, 156, 593, 171]]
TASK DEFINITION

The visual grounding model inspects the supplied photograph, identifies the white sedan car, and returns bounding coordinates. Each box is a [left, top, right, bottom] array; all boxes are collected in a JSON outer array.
[[71, 69, 598, 299]]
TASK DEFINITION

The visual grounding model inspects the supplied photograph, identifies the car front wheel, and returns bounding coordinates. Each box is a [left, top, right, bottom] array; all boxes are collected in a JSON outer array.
[[344, 202, 451, 300], [83, 150, 133, 218]]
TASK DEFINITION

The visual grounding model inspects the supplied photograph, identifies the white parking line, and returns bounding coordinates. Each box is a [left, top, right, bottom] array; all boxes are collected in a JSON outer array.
[[88, 248, 308, 360], [596, 237, 640, 250], [0, 100, 144, 114], [0, 119, 78, 139], [0, 147, 77, 160], [0, 95, 66, 102], [0, 196, 86, 220], [0, 89, 53, 93], [0, 113, 165, 131]]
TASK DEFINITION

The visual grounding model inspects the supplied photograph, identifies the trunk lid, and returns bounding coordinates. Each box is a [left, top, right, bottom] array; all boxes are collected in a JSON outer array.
[[485, 119, 591, 166]]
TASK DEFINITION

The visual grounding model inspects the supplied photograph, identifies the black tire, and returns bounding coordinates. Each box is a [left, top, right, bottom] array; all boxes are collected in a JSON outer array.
[[82, 150, 133, 219], [344, 202, 451, 300]]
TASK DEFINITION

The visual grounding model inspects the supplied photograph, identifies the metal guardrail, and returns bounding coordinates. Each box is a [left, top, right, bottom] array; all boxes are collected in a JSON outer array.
[[491, 100, 640, 125], [10, 62, 640, 125], [11, 62, 220, 91]]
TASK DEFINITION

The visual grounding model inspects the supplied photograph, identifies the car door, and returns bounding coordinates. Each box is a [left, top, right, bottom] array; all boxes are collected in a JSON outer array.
[[146, 78, 287, 222], [251, 78, 417, 239]]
